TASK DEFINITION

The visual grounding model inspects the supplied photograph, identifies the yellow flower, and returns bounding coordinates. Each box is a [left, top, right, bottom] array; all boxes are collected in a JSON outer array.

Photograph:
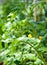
[[39, 36, 43, 40], [28, 34, 32, 38]]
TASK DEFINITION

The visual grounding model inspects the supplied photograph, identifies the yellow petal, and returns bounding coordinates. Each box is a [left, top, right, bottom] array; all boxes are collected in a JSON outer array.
[[39, 36, 43, 40], [28, 34, 32, 38]]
